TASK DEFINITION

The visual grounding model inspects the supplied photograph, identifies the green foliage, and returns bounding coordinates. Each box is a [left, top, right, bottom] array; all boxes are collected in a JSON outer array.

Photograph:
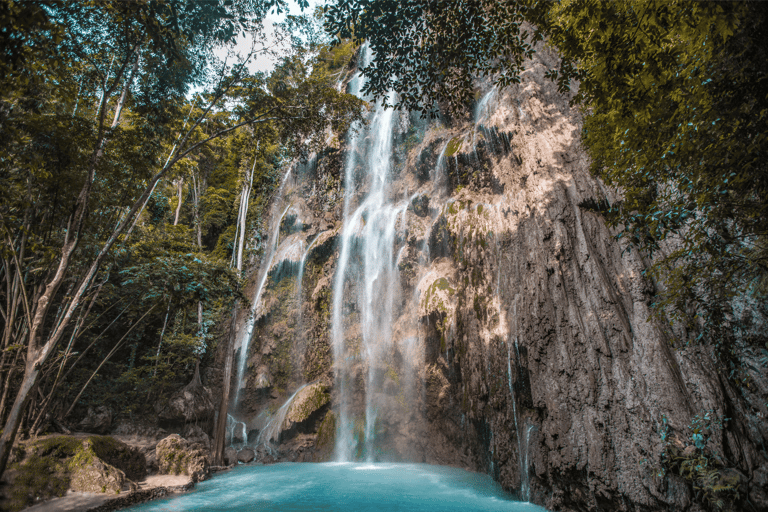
[[657, 412, 741, 511], [325, 0, 539, 115], [539, 1, 768, 358]]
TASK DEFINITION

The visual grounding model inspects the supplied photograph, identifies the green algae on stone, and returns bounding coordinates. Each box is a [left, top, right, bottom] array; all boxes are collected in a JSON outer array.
[[4, 435, 145, 512], [156, 434, 209, 482], [286, 382, 331, 425], [445, 137, 463, 157]]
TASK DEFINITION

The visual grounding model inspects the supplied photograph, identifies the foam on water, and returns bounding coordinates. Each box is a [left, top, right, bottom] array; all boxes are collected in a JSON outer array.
[[126, 463, 549, 512]]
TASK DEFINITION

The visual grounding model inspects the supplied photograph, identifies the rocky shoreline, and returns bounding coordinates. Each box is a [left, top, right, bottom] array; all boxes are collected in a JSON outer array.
[[0, 429, 224, 512]]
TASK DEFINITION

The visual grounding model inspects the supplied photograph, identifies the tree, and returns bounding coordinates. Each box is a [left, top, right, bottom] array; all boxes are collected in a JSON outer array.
[[324, 0, 768, 368], [324, 0, 541, 115], [0, 0, 363, 478]]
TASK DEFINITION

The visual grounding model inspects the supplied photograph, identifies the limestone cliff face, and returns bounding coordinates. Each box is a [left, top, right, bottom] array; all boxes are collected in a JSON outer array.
[[218, 46, 768, 512]]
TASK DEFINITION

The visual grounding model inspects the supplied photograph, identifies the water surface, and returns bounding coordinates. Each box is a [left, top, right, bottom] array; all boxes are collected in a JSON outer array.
[[128, 462, 548, 512]]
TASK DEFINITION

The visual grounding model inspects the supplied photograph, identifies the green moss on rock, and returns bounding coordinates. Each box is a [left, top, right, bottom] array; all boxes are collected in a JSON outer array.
[[286, 383, 331, 425], [4, 435, 145, 512], [155, 434, 209, 482]]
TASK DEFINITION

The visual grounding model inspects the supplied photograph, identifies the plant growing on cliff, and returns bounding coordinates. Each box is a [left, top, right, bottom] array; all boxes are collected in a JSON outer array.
[[657, 412, 742, 510]]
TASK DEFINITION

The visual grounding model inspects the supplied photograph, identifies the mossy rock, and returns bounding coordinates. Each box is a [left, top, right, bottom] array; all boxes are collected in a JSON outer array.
[[87, 435, 147, 481], [313, 411, 336, 461], [445, 136, 463, 157], [156, 434, 209, 482], [4, 435, 144, 512], [285, 383, 331, 425]]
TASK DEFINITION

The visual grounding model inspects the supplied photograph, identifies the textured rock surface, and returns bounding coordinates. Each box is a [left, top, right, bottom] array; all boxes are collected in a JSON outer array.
[[285, 383, 330, 426], [157, 377, 214, 429], [216, 44, 768, 512], [69, 457, 128, 494], [77, 406, 112, 435], [236, 447, 255, 463], [223, 447, 238, 466], [155, 434, 209, 482]]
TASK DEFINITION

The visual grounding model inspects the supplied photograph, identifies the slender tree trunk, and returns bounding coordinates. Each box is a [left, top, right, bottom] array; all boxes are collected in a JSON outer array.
[[0, 51, 136, 476], [0, 348, 22, 421], [213, 305, 238, 465], [63, 303, 157, 419], [0, 49, 273, 479], [151, 299, 172, 381], [173, 178, 184, 226]]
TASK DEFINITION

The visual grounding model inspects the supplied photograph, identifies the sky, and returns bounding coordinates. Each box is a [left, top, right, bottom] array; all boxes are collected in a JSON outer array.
[[215, 0, 325, 74]]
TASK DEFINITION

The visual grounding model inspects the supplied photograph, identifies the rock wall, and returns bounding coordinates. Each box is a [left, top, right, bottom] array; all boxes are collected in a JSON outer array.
[[217, 45, 768, 512]]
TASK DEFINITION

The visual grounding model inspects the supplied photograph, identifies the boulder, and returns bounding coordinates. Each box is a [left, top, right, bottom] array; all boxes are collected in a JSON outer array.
[[183, 424, 211, 453], [237, 447, 255, 463], [285, 382, 330, 427], [223, 446, 238, 466], [157, 369, 214, 427], [70, 456, 129, 494], [156, 434, 210, 482], [78, 405, 112, 434]]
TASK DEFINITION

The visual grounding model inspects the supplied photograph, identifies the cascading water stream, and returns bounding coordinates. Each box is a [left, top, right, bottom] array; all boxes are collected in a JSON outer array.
[[331, 87, 401, 460], [255, 383, 309, 454], [233, 186, 293, 406], [506, 337, 530, 501], [330, 45, 372, 462]]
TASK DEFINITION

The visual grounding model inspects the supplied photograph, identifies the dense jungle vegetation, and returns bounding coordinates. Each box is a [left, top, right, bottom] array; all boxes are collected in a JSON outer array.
[[1, 0, 766, 486], [0, 0, 362, 476]]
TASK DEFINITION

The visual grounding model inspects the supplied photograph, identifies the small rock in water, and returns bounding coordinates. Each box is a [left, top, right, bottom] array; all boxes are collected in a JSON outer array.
[[237, 447, 255, 463]]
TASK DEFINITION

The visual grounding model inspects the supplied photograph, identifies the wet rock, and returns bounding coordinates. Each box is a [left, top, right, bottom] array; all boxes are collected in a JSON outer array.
[[285, 383, 330, 427], [183, 424, 211, 453], [224, 446, 238, 466], [209, 45, 768, 512], [156, 434, 210, 482], [78, 405, 112, 434], [237, 447, 255, 463]]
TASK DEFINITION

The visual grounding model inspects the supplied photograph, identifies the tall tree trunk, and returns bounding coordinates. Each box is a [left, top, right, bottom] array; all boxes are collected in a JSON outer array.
[[0, 50, 136, 476], [213, 305, 238, 465], [0, 50, 269, 479], [173, 178, 184, 226]]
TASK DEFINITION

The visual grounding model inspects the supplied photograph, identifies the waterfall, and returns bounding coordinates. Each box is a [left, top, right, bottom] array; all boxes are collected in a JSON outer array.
[[255, 383, 309, 454], [226, 414, 248, 447], [331, 86, 404, 460], [474, 87, 498, 126], [330, 46, 371, 462], [233, 177, 293, 406], [507, 337, 531, 501]]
